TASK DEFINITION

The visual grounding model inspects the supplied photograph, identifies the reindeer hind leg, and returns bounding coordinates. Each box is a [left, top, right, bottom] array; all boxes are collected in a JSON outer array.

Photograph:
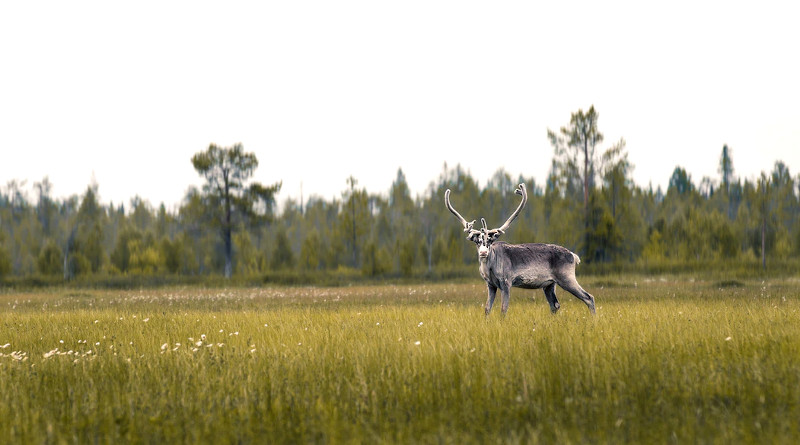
[[558, 276, 596, 315], [543, 282, 561, 314]]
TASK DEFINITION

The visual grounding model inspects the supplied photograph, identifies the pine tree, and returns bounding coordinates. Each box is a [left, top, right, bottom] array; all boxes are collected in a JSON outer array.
[[191, 143, 281, 277]]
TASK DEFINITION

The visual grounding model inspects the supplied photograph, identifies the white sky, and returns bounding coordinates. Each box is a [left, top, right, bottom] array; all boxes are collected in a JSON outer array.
[[2, 1, 799, 211]]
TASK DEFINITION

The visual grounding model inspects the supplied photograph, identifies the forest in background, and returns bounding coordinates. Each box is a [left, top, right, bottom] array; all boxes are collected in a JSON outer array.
[[2, 108, 800, 286]]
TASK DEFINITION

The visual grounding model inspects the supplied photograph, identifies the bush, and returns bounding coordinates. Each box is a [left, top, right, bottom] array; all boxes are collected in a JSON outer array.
[[37, 240, 63, 276], [0, 244, 10, 278]]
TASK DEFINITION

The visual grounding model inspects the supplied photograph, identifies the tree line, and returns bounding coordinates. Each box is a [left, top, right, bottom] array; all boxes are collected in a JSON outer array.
[[2, 107, 800, 284]]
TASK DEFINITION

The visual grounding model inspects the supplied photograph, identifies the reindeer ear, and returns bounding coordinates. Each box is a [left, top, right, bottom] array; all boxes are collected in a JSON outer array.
[[486, 229, 503, 241], [466, 230, 481, 243]]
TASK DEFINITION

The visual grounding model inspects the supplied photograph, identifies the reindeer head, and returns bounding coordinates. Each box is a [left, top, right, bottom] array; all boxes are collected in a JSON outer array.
[[444, 184, 527, 262]]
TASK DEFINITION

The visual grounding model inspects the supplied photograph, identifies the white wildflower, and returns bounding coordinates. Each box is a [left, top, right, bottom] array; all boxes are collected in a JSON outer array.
[[161, 343, 168, 351], [414, 341, 421, 346], [8, 351, 28, 362]]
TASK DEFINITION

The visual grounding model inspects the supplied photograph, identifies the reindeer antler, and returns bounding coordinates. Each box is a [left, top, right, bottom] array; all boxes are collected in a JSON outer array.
[[444, 189, 476, 232], [495, 183, 527, 233]]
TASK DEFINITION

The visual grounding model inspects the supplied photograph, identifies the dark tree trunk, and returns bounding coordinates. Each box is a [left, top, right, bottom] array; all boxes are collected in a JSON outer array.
[[224, 224, 233, 278], [223, 173, 233, 279], [583, 140, 590, 256], [761, 216, 766, 270], [351, 202, 357, 268]]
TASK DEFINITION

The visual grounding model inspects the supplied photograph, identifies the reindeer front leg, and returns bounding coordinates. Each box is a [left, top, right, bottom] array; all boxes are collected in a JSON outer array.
[[500, 281, 512, 316], [485, 284, 497, 316]]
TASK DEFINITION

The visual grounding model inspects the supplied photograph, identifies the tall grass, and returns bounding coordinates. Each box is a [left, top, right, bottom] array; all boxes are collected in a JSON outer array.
[[1, 280, 799, 443]]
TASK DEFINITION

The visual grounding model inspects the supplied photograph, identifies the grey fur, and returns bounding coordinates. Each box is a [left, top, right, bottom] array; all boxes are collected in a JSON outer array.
[[445, 184, 596, 316]]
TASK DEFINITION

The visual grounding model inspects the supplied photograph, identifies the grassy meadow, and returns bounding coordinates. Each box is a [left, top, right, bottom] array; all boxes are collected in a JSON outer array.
[[1, 278, 799, 443]]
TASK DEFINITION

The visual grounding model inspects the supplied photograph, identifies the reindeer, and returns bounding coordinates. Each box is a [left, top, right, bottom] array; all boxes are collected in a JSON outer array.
[[445, 184, 596, 315]]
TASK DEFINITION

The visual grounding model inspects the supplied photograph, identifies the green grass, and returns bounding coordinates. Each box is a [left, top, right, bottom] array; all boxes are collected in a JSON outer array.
[[1, 279, 799, 443]]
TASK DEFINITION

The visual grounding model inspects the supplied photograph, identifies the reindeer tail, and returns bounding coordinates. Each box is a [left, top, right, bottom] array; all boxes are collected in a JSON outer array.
[[572, 252, 581, 265]]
